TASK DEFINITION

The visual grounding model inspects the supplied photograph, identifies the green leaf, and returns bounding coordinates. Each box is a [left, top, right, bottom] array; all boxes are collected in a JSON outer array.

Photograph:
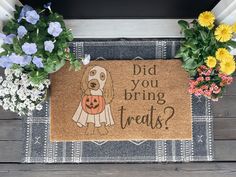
[[199, 30, 208, 42], [227, 40, 236, 48], [175, 50, 182, 58], [12, 38, 22, 54], [30, 70, 48, 84], [184, 59, 198, 70], [178, 20, 189, 30], [44, 59, 66, 73], [184, 29, 193, 38]]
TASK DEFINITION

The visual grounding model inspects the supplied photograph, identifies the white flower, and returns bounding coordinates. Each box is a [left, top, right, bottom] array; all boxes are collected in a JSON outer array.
[[36, 104, 43, 110], [27, 112, 32, 116], [4, 68, 12, 75], [82, 54, 91, 65], [14, 79, 20, 85], [9, 105, 15, 111], [0, 68, 48, 116], [3, 88, 9, 95], [28, 103, 35, 111], [14, 69, 22, 77], [11, 96, 17, 102], [16, 104, 21, 111], [43, 79, 51, 88], [24, 90, 31, 96], [19, 103, 26, 109], [21, 74, 28, 81], [2, 80, 8, 87], [19, 93, 27, 101], [24, 99, 31, 106], [38, 84, 45, 91], [3, 103, 9, 110], [6, 75, 13, 81], [30, 95, 38, 102], [0, 91, 5, 97]]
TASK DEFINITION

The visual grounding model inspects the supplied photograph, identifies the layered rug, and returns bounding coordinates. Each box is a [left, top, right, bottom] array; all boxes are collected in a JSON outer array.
[[23, 39, 213, 163]]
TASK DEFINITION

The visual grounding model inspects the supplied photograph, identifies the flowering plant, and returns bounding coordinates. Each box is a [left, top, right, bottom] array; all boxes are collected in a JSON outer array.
[[0, 3, 81, 84], [0, 3, 90, 115], [0, 68, 50, 116], [176, 11, 236, 100]]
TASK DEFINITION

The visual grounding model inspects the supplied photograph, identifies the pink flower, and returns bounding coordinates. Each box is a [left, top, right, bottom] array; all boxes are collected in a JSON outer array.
[[197, 77, 204, 82], [205, 77, 210, 81], [213, 87, 221, 94]]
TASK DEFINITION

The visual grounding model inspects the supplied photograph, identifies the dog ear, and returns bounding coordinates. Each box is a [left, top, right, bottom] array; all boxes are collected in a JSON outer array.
[[81, 65, 94, 93], [103, 71, 114, 104]]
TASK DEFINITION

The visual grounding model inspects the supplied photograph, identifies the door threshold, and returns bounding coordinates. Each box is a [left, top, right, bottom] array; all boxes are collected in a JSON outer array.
[[65, 19, 193, 38]]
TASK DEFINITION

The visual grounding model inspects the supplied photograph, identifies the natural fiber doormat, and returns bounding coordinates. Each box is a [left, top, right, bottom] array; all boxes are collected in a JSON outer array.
[[50, 60, 192, 141]]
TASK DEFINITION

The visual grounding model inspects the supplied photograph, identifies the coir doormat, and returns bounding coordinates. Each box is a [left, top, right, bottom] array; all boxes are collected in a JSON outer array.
[[50, 60, 192, 141]]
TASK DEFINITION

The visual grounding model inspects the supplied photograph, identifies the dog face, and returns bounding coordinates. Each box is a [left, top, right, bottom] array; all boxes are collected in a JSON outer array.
[[87, 66, 107, 91], [81, 65, 114, 104]]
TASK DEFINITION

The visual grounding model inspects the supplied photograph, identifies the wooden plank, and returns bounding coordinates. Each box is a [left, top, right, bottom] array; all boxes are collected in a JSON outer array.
[[0, 120, 22, 141], [212, 96, 236, 118], [0, 163, 236, 177], [0, 108, 19, 119], [215, 140, 236, 161], [0, 141, 22, 163], [214, 118, 236, 140]]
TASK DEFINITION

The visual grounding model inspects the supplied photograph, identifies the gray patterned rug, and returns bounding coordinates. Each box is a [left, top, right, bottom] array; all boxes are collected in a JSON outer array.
[[23, 39, 213, 163]]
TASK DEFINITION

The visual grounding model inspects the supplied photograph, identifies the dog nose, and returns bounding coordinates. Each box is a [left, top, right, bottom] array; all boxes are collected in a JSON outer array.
[[90, 82, 96, 88]]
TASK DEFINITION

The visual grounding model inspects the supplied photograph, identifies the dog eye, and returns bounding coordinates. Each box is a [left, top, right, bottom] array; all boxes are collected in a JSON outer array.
[[94, 99, 97, 102], [86, 98, 89, 102], [90, 70, 96, 76], [100, 72, 105, 81]]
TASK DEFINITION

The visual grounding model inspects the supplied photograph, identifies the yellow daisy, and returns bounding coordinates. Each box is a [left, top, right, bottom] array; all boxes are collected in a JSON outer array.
[[220, 57, 236, 75], [215, 48, 231, 61], [198, 11, 215, 27], [206, 56, 217, 68], [232, 23, 236, 33], [215, 24, 233, 42]]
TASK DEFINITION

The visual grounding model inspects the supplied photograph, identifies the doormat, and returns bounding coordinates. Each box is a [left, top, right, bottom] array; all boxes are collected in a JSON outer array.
[[23, 39, 213, 163], [50, 60, 192, 141]]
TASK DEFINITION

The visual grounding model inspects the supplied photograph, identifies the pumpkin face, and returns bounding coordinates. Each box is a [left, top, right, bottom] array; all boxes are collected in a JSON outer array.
[[81, 95, 105, 115]]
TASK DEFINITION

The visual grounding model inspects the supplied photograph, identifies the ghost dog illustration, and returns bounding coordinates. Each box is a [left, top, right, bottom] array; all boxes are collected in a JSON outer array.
[[72, 65, 114, 135]]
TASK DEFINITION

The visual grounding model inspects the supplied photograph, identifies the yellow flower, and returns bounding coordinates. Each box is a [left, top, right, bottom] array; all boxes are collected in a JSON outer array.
[[206, 56, 217, 68], [215, 48, 231, 61], [220, 57, 236, 75], [232, 23, 236, 33], [215, 24, 233, 42], [198, 11, 215, 27]]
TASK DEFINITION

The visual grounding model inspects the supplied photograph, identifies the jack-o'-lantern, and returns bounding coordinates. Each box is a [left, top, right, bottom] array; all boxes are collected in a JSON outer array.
[[81, 95, 105, 115]]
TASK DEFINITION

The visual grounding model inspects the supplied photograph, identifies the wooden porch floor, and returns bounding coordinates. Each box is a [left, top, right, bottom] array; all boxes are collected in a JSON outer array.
[[0, 70, 236, 177]]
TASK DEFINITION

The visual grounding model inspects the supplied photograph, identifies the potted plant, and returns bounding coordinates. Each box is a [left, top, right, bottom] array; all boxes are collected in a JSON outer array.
[[177, 11, 236, 100], [0, 3, 89, 115]]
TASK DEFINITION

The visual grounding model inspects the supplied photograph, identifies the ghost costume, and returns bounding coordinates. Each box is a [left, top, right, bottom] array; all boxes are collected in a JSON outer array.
[[72, 89, 114, 127]]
